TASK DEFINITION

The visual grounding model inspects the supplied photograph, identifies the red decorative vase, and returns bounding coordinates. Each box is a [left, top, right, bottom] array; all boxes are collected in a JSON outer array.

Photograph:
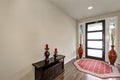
[[108, 45, 117, 65], [78, 44, 83, 58]]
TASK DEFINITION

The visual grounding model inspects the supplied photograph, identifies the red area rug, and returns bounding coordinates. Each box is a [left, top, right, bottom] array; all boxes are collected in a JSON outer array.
[[74, 59, 120, 79]]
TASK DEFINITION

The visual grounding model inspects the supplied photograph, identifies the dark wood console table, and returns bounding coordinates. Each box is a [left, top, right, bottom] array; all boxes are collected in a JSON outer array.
[[32, 55, 65, 80]]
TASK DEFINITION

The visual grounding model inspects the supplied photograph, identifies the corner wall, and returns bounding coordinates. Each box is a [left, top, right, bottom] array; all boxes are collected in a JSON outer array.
[[0, 0, 76, 80]]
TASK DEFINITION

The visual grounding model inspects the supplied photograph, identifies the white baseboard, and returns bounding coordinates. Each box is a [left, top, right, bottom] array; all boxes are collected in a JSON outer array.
[[65, 56, 76, 64]]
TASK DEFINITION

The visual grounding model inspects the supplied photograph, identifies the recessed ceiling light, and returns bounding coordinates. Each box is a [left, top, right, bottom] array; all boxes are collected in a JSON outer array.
[[88, 6, 93, 10]]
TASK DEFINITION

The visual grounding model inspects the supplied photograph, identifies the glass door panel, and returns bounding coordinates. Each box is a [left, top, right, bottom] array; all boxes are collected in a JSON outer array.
[[88, 23, 103, 31], [87, 32, 102, 39], [88, 49, 102, 58], [88, 41, 102, 48]]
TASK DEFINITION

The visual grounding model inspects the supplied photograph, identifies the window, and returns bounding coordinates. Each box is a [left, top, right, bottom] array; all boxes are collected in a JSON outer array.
[[85, 20, 105, 61], [109, 23, 115, 49]]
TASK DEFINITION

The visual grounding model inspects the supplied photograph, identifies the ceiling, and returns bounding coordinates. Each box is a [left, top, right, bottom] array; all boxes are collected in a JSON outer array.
[[49, 0, 120, 20]]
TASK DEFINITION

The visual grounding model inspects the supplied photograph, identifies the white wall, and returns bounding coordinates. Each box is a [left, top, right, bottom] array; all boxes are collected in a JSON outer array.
[[0, 0, 76, 80]]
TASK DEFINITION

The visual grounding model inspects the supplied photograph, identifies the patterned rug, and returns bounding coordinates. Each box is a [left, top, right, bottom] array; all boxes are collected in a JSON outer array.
[[74, 59, 120, 79]]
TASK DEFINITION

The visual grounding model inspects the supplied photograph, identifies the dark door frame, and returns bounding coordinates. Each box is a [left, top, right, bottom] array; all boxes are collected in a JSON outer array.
[[85, 20, 105, 61]]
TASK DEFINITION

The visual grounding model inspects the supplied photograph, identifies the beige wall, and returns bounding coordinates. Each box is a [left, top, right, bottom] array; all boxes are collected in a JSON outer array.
[[77, 11, 120, 63], [0, 0, 76, 80]]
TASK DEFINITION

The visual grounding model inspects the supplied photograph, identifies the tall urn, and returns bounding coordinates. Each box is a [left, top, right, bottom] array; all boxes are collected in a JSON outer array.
[[44, 44, 50, 62], [78, 44, 83, 58], [108, 45, 117, 65]]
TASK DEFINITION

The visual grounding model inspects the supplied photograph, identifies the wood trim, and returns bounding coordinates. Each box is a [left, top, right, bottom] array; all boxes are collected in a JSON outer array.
[[87, 30, 103, 33], [87, 39, 103, 41], [87, 48, 103, 50]]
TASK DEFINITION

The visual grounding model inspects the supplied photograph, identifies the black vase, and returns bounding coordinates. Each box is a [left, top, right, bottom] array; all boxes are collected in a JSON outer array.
[[54, 50, 58, 60], [44, 48, 50, 62]]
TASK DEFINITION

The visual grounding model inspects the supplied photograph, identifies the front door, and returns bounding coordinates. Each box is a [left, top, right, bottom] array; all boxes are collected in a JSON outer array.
[[85, 20, 105, 61]]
